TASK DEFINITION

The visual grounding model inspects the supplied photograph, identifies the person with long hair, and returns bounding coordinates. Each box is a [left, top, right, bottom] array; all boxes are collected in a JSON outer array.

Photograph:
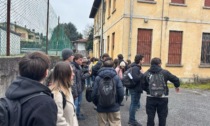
[[50, 61, 78, 126]]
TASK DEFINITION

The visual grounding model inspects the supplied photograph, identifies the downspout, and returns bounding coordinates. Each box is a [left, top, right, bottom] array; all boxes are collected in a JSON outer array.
[[128, 0, 133, 59], [100, 0, 104, 56], [160, 0, 165, 59]]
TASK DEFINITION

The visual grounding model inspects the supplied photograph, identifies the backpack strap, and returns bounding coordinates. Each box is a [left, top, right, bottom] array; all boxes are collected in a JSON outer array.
[[59, 90, 67, 109], [19, 92, 47, 104]]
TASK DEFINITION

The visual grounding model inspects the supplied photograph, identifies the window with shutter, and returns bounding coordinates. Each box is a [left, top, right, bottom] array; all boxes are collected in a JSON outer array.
[[137, 29, 152, 64], [205, 0, 210, 6], [171, 0, 184, 4], [168, 31, 183, 64]]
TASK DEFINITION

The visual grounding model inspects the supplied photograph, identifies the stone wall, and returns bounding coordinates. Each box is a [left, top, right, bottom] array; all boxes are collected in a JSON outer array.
[[0, 56, 60, 97]]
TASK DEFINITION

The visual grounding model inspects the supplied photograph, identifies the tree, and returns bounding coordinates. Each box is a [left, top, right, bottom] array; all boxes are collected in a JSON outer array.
[[84, 25, 94, 51], [64, 22, 83, 41], [49, 22, 83, 50]]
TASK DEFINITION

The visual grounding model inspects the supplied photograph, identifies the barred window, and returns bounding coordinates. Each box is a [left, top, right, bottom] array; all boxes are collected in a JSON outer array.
[[201, 33, 210, 64]]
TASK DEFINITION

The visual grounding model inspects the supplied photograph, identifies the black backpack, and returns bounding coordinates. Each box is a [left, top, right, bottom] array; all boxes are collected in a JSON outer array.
[[0, 92, 46, 126], [86, 85, 93, 102], [148, 71, 166, 97], [122, 67, 135, 88], [98, 76, 116, 108]]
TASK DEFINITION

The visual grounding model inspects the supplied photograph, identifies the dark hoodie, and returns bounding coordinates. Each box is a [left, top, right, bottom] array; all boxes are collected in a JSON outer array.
[[91, 67, 124, 113], [129, 62, 144, 93], [71, 62, 90, 98], [142, 65, 180, 96], [5, 76, 57, 126]]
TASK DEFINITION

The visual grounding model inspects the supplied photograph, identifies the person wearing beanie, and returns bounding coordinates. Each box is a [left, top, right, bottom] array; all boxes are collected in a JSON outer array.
[[62, 48, 74, 63]]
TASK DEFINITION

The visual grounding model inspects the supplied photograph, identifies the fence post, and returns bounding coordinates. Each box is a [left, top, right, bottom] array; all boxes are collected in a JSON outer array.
[[6, 0, 11, 56], [46, 0, 49, 54]]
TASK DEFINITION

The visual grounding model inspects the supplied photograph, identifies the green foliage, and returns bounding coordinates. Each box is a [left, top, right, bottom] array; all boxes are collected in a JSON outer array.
[[21, 41, 42, 48], [63, 22, 83, 41], [49, 22, 83, 51], [50, 25, 72, 50], [85, 25, 94, 51]]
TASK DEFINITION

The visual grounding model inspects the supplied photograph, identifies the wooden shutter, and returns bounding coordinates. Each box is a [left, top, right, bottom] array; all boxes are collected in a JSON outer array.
[[201, 33, 210, 64], [205, 0, 210, 6], [137, 29, 152, 64], [107, 36, 110, 53], [168, 31, 183, 64], [171, 0, 184, 4], [112, 33, 115, 58]]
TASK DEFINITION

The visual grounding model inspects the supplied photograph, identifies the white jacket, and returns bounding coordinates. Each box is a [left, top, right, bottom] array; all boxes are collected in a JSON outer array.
[[52, 89, 78, 126]]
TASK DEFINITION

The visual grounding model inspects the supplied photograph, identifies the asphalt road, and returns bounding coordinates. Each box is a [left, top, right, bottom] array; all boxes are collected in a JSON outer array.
[[78, 88, 210, 126]]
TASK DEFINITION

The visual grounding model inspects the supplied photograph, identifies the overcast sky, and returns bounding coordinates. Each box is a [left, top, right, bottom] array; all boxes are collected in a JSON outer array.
[[50, 0, 94, 34]]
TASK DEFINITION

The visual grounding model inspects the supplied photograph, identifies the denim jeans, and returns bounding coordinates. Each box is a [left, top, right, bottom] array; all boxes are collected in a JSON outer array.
[[129, 89, 141, 122], [74, 92, 83, 115]]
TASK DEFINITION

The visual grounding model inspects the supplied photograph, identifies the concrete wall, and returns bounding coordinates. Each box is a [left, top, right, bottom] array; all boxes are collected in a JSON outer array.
[[0, 56, 60, 97]]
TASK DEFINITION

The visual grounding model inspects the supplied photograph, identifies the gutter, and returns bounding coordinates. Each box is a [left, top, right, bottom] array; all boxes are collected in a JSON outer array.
[[160, 0, 165, 59], [128, 0, 134, 59]]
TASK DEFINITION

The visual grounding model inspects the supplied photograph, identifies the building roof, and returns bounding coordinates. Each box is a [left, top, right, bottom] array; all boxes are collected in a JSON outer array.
[[0, 26, 21, 36], [73, 39, 88, 43], [0, 22, 38, 34], [89, 0, 101, 18]]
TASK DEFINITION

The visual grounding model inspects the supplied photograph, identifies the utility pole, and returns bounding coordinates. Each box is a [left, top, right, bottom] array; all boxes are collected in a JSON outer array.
[[6, 0, 11, 56], [46, 0, 49, 54], [100, 0, 104, 57], [56, 16, 60, 55]]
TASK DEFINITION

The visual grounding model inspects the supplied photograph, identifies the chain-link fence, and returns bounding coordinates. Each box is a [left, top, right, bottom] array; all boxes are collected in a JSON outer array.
[[0, 0, 73, 56]]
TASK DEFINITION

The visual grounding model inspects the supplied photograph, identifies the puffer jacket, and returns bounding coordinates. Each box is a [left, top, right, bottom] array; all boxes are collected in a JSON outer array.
[[142, 65, 180, 96], [91, 67, 124, 113]]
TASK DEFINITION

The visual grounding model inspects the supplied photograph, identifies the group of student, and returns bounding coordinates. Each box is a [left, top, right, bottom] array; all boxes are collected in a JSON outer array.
[[90, 53, 180, 126], [2, 48, 180, 126]]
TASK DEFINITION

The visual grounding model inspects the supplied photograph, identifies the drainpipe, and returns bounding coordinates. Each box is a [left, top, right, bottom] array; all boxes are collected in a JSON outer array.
[[128, 0, 133, 59], [100, 0, 104, 56], [160, 0, 165, 58]]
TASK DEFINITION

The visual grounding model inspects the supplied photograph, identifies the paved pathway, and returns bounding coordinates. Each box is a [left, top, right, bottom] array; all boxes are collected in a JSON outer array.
[[79, 88, 210, 126]]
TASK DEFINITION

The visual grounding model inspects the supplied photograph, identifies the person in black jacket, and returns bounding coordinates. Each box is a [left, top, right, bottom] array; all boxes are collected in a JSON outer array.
[[5, 51, 57, 126], [71, 53, 91, 120], [91, 53, 109, 77], [142, 57, 180, 126], [91, 57, 124, 126], [128, 54, 144, 126]]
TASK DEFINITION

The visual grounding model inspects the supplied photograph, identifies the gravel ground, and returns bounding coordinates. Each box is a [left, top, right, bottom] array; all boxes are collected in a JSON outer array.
[[79, 88, 210, 126]]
